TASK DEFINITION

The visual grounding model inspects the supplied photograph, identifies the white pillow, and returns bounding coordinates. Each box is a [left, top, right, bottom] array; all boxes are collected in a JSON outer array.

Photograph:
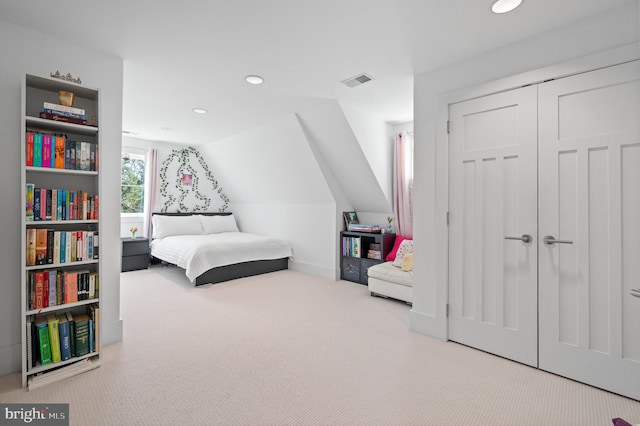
[[392, 239, 414, 267], [152, 215, 203, 239], [199, 214, 239, 234]]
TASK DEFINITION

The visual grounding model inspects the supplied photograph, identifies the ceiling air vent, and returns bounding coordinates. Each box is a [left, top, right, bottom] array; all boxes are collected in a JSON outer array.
[[341, 73, 373, 88]]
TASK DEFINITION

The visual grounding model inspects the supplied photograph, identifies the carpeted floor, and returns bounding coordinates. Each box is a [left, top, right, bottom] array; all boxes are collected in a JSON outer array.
[[1, 266, 639, 425]]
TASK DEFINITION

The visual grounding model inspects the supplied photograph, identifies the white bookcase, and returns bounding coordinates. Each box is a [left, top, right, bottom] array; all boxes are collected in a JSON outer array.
[[21, 74, 101, 389]]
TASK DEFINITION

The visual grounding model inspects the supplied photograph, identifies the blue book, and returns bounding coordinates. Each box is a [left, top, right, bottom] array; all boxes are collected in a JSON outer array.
[[88, 319, 94, 353], [57, 189, 63, 220], [59, 231, 66, 264], [57, 314, 71, 361], [33, 188, 41, 221]]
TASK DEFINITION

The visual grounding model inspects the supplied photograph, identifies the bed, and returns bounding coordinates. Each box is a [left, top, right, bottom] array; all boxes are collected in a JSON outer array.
[[149, 212, 292, 286]]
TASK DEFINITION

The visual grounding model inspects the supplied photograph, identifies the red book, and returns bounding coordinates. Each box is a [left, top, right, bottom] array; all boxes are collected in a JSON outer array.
[[26, 132, 34, 166], [39, 112, 88, 126], [34, 272, 45, 310]]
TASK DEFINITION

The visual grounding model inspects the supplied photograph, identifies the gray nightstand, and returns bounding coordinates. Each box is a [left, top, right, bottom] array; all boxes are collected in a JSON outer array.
[[121, 237, 150, 272]]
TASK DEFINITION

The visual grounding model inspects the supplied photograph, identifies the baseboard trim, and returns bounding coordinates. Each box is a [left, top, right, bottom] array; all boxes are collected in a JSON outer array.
[[288, 260, 336, 280], [409, 309, 447, 341], [102, 319, 123, 345]]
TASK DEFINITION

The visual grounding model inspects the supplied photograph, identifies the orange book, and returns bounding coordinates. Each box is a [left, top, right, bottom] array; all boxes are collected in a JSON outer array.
[[35, 228, 48, 265], [26, 228, 36, 266], [63, 271, 78, 303], [54, 136, 65, 169]]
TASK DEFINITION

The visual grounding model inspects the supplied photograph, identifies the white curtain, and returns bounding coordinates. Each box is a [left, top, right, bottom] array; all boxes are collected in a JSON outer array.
[[393, 132, 414, 237], [142, 149, 158, 238]]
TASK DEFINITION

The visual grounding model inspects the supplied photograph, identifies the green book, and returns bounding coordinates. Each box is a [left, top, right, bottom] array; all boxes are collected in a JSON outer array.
[[35, 317, 52, 365], [47, 314, 61, 363], [74, 313, 90, 357]]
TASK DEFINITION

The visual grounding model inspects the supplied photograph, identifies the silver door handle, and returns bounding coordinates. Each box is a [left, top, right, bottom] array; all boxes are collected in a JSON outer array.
[[504, 234, 532, 243], [631, 289, 640, 298], [543, 235, 573, 245]]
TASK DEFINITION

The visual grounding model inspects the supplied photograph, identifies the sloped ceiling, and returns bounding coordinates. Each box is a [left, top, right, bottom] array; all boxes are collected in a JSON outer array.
[[0, 1, 634, 145]]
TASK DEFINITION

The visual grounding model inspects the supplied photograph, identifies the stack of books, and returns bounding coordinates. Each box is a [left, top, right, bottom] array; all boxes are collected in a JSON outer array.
[[39, 102, 88, 125]]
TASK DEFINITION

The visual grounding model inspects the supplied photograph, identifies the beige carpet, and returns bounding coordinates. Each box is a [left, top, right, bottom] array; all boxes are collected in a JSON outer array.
[[1, 266, 639, 425]]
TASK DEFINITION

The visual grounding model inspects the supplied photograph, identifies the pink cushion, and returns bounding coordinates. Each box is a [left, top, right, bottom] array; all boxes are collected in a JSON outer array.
[[386, 236, 411, 261]]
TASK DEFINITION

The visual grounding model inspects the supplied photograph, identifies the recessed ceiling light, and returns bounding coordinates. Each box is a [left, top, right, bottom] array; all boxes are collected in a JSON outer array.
[[491, 0, 523, 14], [193, 108, 208, 114], [245, 75, 264, 85]]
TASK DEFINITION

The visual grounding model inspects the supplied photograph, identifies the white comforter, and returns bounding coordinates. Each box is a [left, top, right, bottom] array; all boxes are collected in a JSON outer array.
[[149, 232, 293, 282]]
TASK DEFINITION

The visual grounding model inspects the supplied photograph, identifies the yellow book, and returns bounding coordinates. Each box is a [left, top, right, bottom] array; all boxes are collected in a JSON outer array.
[[47, 314, 61, 363]]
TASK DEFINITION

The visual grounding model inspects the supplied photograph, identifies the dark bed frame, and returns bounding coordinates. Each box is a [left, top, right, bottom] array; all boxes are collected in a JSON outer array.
[[151, 212, 289, 286]]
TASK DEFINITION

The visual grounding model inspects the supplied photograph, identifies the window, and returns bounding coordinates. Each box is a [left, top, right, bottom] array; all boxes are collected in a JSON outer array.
[[121, 151, 146, 214]]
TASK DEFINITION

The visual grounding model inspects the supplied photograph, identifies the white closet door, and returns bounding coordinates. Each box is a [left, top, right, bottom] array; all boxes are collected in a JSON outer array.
[[538, 60, 640, 400], [448, 85, 538, 367]]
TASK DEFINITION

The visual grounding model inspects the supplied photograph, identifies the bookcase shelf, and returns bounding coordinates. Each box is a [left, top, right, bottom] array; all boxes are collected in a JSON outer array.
[[26, 116, 98, 135], [21, 73, 102, 388], [26, 298, 100, 316], [28, 351, 99, 375], [26, 166, 98, 176], [26, 259, 99, 271], [340, 231, 395, 285]]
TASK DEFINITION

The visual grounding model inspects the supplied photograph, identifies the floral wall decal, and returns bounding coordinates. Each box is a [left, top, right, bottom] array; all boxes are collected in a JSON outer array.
[[159, 147, 229, 212]]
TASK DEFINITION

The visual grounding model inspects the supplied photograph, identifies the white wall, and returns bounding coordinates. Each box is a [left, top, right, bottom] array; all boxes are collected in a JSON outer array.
[[0, 19, 124, 375], [340, 103, 395, 204], [411, 2, 640, 339], [200, 114, 337, 279]]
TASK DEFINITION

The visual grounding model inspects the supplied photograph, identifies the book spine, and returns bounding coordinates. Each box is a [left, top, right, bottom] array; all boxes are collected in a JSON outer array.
[[43, 102, 86, 115], [37, 322, 52, 365], [34, 272, 44, 309], [90, 143, 96, 171], [33, 188, 41, 222], [58, 317, 71, 361], [33, 133, 42, 167], [59, 231, 66, 264], [47, 315, 61, 363], [65, 232, 72, 263], [26, 228, 36, 266], [53, 231, 61, 264], [93, 232, 99, 260], [48, 271, 57, 307], [39, 112, 88, 126], [42, 108, 87, 120], [26, 183, 34, 222], [26, 132, 34, 166], [46, 229, 54, 264], [45, 189, 52, 220], [51, 189, 57, 221], [35, 229, 47, 265], [54, 136, 66, 168], [41, 134, 52, 168]]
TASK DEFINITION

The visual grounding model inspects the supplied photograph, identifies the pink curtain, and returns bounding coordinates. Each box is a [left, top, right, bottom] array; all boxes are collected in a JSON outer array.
[[142, 149, 158, 238], [393, 132, 414, 237]]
